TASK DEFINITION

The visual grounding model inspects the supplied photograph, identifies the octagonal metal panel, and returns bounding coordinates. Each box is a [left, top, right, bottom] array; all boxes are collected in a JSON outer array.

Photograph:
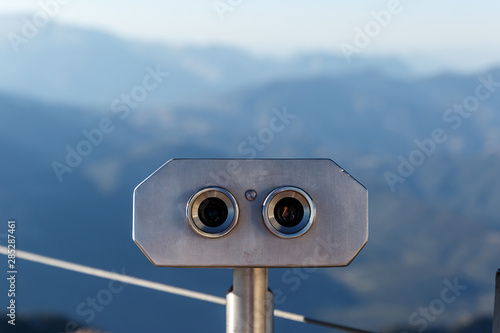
[[133, 158, 368, 268]]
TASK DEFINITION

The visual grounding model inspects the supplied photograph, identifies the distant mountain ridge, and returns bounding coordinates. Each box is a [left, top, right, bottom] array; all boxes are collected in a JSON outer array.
[[0, 15, 416, 108], [1, 15, 500, 333], [2, 65, 500, 332]]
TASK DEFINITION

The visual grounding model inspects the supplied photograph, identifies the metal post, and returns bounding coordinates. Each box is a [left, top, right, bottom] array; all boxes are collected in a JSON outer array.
[[494, 269, 500, 333], [227, 268, 274, 333]]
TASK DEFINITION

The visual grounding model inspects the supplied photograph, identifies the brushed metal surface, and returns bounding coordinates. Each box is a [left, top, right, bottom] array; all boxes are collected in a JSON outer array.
[[133, 158, 368, 268], [227, 268, 273, 333]]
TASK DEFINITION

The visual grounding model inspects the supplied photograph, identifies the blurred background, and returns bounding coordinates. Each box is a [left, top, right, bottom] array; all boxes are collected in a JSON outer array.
[[1, 1, 500, 332]]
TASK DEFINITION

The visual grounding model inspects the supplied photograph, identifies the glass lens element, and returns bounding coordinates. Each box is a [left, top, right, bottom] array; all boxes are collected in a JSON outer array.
[[198, 197, 228, 228], [273, 197, 304, 228]]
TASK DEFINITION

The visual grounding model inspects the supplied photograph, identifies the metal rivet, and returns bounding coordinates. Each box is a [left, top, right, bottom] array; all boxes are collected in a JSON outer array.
[[245, 190, 257, 201]]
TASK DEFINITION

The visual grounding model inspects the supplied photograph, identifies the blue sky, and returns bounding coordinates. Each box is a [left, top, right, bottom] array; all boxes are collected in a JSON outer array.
[[1, 0, 499, 72]]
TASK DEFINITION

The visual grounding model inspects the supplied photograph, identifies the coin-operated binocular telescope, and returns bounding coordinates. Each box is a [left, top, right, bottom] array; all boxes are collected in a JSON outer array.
[[133, 159, 368, 333]]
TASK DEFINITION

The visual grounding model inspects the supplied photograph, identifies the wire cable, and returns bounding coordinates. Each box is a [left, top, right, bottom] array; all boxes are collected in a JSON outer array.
[[0, 246, 225, 305], [0, 246, 377, 333]]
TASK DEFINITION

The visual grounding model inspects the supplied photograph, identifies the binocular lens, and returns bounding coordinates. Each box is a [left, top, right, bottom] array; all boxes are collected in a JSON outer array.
[[274, 197, 304, 228], [263, 186, 315, 238], [188, 186, 314, 239], [187, 187, 238, 238], [198, 197, 228, 228]]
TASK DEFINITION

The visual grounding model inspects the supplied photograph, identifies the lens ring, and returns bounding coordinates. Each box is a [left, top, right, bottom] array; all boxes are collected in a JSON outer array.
[[186, 187, 239, 238], [263, 186, 315, 238]]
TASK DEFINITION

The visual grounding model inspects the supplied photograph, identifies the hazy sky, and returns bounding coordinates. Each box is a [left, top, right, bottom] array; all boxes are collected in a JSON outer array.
[[1, 0, 499, 72]]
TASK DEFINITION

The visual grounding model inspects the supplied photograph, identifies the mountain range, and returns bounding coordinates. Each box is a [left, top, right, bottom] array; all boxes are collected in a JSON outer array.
[[0, 14, 417, 108], [1, 15, 499, 333]]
